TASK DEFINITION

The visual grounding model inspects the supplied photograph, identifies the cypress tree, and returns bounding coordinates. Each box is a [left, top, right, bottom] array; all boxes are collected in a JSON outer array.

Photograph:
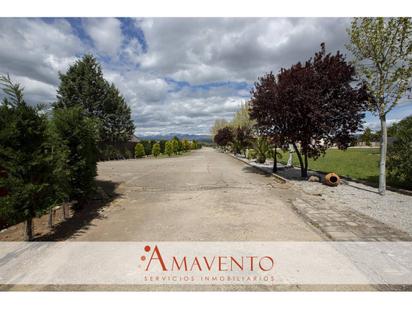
[[0, 75, 60, 240], [54, 54, 134, 159]]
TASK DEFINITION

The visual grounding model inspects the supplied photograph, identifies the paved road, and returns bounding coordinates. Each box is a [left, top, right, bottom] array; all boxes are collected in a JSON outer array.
[[76, 147, 322, 241]]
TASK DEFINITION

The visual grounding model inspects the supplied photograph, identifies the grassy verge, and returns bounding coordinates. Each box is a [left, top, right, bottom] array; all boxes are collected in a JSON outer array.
[[279, 148, 382, 185]]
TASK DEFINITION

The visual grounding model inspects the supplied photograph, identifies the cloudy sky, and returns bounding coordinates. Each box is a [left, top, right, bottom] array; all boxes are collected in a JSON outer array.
[[0, 18, 411, 136]]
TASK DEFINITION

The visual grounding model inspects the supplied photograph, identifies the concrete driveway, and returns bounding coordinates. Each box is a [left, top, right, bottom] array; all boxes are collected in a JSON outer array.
[[76, 147, 322, 241]]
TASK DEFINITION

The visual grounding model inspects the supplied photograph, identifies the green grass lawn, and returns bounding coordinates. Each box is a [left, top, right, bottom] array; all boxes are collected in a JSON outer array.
[[279, 148, 382, 185]]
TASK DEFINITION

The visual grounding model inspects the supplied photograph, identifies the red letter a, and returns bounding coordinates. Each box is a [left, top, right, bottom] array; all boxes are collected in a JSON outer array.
[[145, 245, 167, 271]]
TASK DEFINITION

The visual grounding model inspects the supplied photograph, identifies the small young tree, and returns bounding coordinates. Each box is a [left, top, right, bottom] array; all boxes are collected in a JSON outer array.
[[211, 118, 229, 139], [135, 143, 145, 158], [141, 140, 152, 156], [191, 140, 202, 150], [253, 136, 269, 164], [387, 116, 412, 189], [182, 140, 191, 152], [231, 101, 256, 132], [232, 126, 253, 155], [0, 75, 58, 240], [152, 143, 161, 157], [171, 138, 179, 155], [165, 141, 173, 157], [347, 17, 412, 195], [159, 140, 167, 154], [360, 127, 373, 146], [214, 127, 233, 148]]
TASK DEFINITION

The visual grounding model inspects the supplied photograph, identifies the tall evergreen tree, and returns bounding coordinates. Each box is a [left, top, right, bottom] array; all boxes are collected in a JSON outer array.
[[101, 82, 135, 145], [0, 75, 59, 240], [55, 54, 108, 115], [54, 54, 135, 159]]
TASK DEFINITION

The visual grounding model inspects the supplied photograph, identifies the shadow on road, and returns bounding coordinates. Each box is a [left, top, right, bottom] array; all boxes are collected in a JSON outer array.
[[35, 180, 122, 241], [241, 165, 273, 178]]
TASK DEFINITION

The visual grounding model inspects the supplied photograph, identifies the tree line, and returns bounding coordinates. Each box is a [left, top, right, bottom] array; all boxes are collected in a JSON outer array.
[[134, 137, 201, 158], [0, 55, 134, 239]]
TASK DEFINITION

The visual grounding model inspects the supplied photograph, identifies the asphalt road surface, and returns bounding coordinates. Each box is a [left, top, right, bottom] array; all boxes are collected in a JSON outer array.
[[76, 147, 322, 241]]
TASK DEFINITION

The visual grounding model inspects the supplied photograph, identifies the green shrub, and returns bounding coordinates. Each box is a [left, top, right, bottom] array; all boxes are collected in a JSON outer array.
[[165, 141, 173, 156], [253, 136, 269, 163], [246, 149, 257, 160], [172, 139, 179, 154], [159, 140, 167, 153], [387, 116, 412, 189], [152, 143, 161, 157], [124, 148, 133, 159], [183, 140, 191, 152], [135, 143, 145, 158], [141, 140, 152, 156]]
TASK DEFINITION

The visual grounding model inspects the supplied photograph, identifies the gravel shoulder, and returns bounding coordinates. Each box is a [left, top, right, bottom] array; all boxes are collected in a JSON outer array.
[[235, 154, 412, 237]]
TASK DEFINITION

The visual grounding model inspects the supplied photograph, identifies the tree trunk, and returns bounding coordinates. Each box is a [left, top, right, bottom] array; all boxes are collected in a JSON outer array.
[[63, 203, 68, 219], [272, 147, 277, 172], [304, 153, 308, 178], [25, 218, 33, 241], [379, 114, 387, 195], [48, 208, 53, 229], [293, 143, 307, 178]]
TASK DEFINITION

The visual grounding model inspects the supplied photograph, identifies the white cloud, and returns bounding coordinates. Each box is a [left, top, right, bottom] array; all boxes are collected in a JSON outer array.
[[2, 17, 411, 136], [137, 18, 351, 85], [0, 19, 83, 82], [83, 18, 123, 57]]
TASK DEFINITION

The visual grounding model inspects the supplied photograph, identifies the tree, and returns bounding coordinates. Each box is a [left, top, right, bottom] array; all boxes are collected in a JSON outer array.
[[0, 75, 59, 240], [347, 17, 412, 195], [52, 106, 99, 206], [141, 140, 152, 156], [46, 119, 71, 220], [152, 143, 161, 157], [387, 116, 412, 189], [165, 141, 173, 156], [210, 119, 229, 139], [99, 82, 135, 157], [159, 140, 167, 154], [172, 136, 183, 153], [134, 143, 145, 158], [231, 101, 256, 132], [191, 140, 199, 150], [250, 44, 368, 177], [214, 127, 233, 148], [54, 54, 134, 159], [360, 127, 373, 146], [232, 126, 253, 155], [253, 136, 269, 164], [170, 137, 180, 154], [182, 140, 191, 152]]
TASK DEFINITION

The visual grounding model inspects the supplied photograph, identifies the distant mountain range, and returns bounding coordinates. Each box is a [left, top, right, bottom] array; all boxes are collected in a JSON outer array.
[[138, 133, 212, 142]]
